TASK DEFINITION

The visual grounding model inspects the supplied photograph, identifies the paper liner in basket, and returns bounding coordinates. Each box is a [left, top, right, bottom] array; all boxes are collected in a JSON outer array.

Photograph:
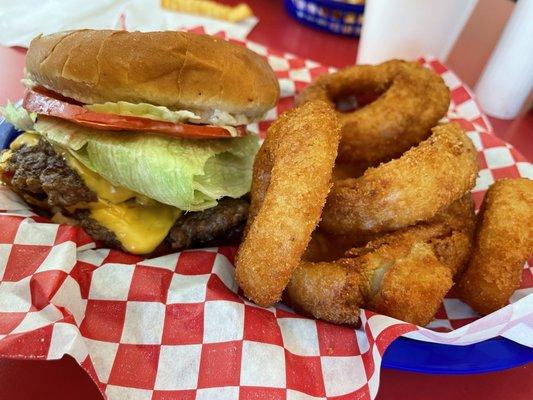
[[0, 30, 532, 400]]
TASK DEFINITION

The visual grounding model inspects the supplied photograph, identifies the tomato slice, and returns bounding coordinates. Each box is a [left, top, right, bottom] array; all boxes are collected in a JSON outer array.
[[23, 89, 247, 139]]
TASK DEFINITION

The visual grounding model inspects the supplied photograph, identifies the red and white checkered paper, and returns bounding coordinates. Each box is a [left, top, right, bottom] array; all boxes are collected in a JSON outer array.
[[0, 30, 532, 400]]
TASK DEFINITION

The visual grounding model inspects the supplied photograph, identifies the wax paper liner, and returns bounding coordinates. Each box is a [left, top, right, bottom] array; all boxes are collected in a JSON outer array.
[[0, 28, 532, 400]]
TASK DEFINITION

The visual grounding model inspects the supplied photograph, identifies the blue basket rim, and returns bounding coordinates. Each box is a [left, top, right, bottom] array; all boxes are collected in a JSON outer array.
[[384, 336, 533, 374], [284, 0, 363, 37], [285, 0, 365, 12]]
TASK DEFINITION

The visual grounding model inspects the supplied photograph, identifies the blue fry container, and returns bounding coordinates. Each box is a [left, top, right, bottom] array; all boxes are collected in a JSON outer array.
[[284, 0, 365, 37]]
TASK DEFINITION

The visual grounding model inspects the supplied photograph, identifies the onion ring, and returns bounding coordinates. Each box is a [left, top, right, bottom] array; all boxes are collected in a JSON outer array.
[[456, 178, 533, 315], [286, 195, 475, 326], [235, 101, 341, 307], [347, 195, 476, 277], [357, 242, 453, 326], [285, 259, 364, 325], [297, 60, 450, 164], [321, 123, 478, 236], [287, 245, 451, 327]]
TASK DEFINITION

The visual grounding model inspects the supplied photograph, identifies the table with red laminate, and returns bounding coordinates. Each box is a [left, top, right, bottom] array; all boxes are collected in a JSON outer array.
[[0, 1, 531, 399]]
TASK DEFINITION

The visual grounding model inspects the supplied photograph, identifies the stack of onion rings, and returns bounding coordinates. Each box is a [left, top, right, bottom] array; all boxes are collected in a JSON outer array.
[[235, 59, 531, 328], [236, 112, 478, 324]]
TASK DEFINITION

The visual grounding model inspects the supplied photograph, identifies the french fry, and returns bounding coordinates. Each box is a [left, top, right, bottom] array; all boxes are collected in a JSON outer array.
[[161, 0, 254, 22]]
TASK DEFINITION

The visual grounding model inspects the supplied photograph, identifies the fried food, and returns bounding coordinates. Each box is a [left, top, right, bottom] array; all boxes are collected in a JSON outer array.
[[287, 243, 453, 327], [349, 195, 476, 277], [357, 242, 453, 326], [288, 247, 452, 327], [236, 57, 525, 326], [288, 196, 474, 326], [235, 101, 341, 307], [161, 0, 254, 22], [427, 195, 477, 277], [287, 196, 474, 326], [321, 123, 479, 235], [456, 178, 533, 315], [305, 195, 475, 274], [286, 260, 363, 325], [297, 60, 450, 164]]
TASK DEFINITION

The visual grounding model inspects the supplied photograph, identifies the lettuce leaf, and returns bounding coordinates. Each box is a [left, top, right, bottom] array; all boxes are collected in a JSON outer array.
[[85, 101, 201, 124], [0, 102, 36, 131], [34, 117, 259, 211], [85, 101, 256, 126]]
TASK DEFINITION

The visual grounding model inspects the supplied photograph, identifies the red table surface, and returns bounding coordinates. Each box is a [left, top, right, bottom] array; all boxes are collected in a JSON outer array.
[[0, 1, 531, 399]]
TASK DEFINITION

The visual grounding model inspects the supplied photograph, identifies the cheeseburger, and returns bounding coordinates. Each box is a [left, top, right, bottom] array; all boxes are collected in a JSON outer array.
[[0, 30, 279, 254]]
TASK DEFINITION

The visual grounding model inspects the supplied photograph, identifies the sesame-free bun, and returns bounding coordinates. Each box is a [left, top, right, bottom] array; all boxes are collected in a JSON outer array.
[[25, 30, 279, 118]]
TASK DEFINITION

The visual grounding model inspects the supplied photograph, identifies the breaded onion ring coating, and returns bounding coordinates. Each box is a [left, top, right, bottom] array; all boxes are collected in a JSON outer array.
[[456, 178, 533, 315], [235, 101, 341, 307], [349, 195, 476, 277], [357, 243, 453, 326], [303, 195, 475, 273], [287, 244, 452, 327], [321, 123, 479, 235], [297, 60, 450, 164], [288, 196, 474, 326], [286, 260, 363, 325]]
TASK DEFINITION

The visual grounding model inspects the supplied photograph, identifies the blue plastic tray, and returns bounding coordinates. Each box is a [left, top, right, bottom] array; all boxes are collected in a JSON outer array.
[[1, 118, 531, 374], [284, 0, 364, 37]]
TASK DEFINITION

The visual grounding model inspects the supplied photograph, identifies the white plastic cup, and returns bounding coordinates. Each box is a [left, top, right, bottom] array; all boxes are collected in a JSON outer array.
[[474, 0, 533, 119], [357, 0, 478, 64]]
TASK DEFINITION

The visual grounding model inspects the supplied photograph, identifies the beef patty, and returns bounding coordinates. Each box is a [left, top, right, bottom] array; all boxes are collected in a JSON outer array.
[[3, 140, 96, 206], [2, 140, 249, 253]]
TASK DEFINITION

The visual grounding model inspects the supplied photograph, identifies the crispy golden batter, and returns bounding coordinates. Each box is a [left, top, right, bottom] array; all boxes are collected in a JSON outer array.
[[161, 0, 254, 22], [358, 243, 453, 326], [237, 60, 525, 325], [321, 123, 479, 235], [289, 196, 474, 326], [288, 243, 453, 326], [306, 195, 475, 274], [285, 260, 363, 325], [235, 101, 341, 307], [348, 195, 476, 277], [456, 178, 533, 315], [297, 60, 450, 164]]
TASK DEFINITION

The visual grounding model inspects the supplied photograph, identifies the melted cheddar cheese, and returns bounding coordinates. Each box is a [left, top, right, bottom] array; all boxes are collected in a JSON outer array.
[[62, 152, 136, 204], [8, 133, 180, 254], [89, 200, 180, 254], [9, 132, 40, 149], [62, 156, 181, 254], [59, 144, 181, 254], [0, 149, 12, 172]]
